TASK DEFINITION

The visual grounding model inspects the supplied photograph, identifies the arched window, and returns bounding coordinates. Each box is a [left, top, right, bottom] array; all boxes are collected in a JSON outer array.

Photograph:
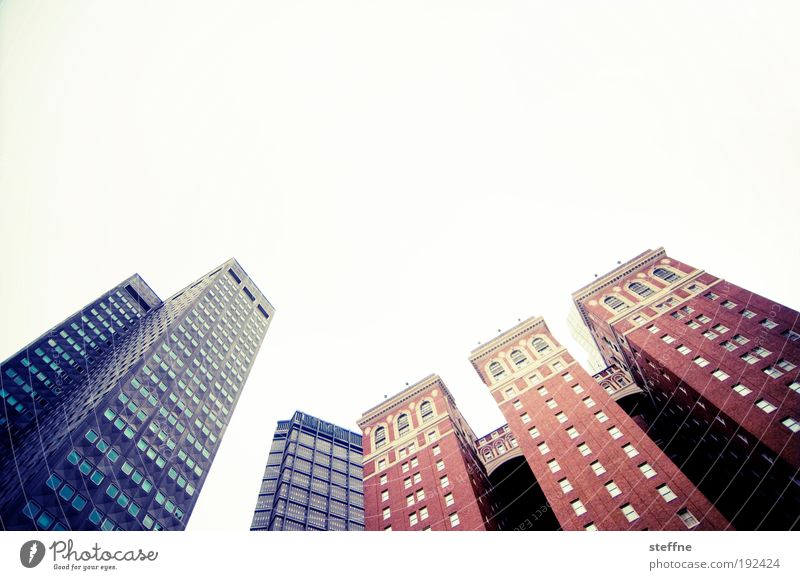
[[629, 282, 654, 297], [420, 400, 434, 422], [653, 267, 680, 283], [532, 338, 551, 354], [489, 361, 506, 380], [604, 296, 629, 312], [397, 414, 410, 437], [614, 375, 628, 387], [374, 426, 386, 449], [510, 349, 528, 367], [497, 442, 507, 454], [483, 449, 494, 461]]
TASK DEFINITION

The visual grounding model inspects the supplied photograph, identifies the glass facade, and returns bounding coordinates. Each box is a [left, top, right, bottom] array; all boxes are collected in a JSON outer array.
[[251, 411, 364, 531], [0, 259, 274, 530]]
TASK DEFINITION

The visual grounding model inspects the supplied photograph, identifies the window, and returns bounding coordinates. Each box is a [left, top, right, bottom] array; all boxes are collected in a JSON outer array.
[[790, 381, 800, 394], [693, 356, 710, 368], [722, 300, 737, 309], [733, 334, 749, 345], [740, 309, 756, 319], [401, 462, 409, 473], [555, 411, 568, 424], [445, 493, 454, 506], [713, 324, 729, 334], [528, 426, 541, 439], [411, 457, 419, 468], [661, 334, 675, 344], [657, 484, 677, 502], [404, 477, 411, 489], [449, 513, 460, 528], [489, 361, 506, 380], [647, 325, 660, 334], [621, 503, 639, 522], [379, 474, 388, 485], [382, 507, 391, 520], [760, 318, 778, 330], [578, 442, 591, 456], [420, 400, 434, 422], [562, 372, 574, 382], [676, 345, 691, 355], [413, 472, 421, 484], [763, 366, 783, 379], [712, 369, 730, 381], [558, 478, 573, 493], [532, 338, 551, 354], [594, 411, 609, 423], [381, 490, 389, 502], [374, 427, 386, 449], [590, 461, 606, 476], [572, 384, 584, 394], [432, 445, 440, 456], [537, 442, 550, 455], [546, 399, 557, 409], [784, 329, 800, 342], [537, 386, 548, 396], [416, 489, 425, 501], [420, 507, 429, 521], [397, 414, 410, 437], [654, 267, 680, 282], [584, 523, 598, 531], [547, 459, 561, 473], [703, 330, 718, 340], [582, 397, 596, 408], [383, 525, 392, 531], [777, 359, 797, 372], [622, 443, 639, 458], [732, 383, 752, 396], [678, 508, 699, 529], [377, 458, 386, 470], [781, 417, 800, 433], [604, 296, 628, 312], [639, 463, 657, 479], [686, 320, 700, 329], [741, 353, 759, 365], [755, 399, 777, 414], [409, 513, 418, 526], [513, 400, 523, 410], [629, 282, 654, 297], [436, 460, 445, 471], [721, 341, 737, 352], [521, 413, 531, 424], [753, 346, 771, 358], [697, 314, 711, 323], [440, 476, 450, 488], [605, 481, 622, 498], [566, 426, 579, 439], [510, 349, 528, 367], [704, 291, 719, 301], [570, 499, 587, 516]]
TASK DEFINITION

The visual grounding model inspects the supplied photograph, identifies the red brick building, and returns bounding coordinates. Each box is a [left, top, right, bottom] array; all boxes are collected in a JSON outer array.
[[357, 374, 498, 531], [469, 317, 730, 531], [572, 247, 800, 529]]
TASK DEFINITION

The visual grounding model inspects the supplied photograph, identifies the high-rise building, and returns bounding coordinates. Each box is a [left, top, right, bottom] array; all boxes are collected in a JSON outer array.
[[469, 317, 730, 531], [250, 411, 364, 531], [358, 375, 499, 531], [571, 248, 800, 529], [0, 259, 274, 531]]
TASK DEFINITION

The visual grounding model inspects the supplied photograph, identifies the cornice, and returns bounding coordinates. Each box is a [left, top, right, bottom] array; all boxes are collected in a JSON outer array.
[[468, 316, 547, 365], [357, 374, 452, 428]]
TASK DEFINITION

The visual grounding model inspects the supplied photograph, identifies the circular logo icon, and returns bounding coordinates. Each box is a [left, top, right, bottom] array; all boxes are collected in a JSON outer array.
[[20, 540, 46, 568]]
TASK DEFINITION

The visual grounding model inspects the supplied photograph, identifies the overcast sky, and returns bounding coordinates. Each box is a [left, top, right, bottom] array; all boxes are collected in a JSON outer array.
[[1, 1, 798, 531]]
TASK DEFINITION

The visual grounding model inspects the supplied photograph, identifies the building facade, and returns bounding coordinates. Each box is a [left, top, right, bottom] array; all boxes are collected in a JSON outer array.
[[0, 259, 273, 531], [358, 375, 499, 531], [469, 317, 730, 531], [250, 411, 364, 531], [571, 248, 800, 530]]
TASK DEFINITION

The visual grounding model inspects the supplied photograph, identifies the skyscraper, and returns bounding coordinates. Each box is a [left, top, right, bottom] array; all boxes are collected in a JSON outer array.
[[358, 375, 499, 531], [571, 248, 800, 529], [469, 317, 730, 530], [0, 259, 274, 531], [250, 411, 364, 531]]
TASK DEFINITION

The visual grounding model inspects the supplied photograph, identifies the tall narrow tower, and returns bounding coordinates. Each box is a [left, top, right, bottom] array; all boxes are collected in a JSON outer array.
[[0, 259, 274, 530], [358, 375, 498, 531], [469, 317, 729, 531], [571, 248, 800, 529]]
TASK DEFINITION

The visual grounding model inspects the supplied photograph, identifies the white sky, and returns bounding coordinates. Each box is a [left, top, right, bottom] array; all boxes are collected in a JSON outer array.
[[1, 1, 798, 531]]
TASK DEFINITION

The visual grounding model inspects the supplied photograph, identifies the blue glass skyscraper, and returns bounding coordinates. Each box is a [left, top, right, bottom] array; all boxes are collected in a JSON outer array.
[[0, 259, 274, 531], [250, 411, 364, 531]]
